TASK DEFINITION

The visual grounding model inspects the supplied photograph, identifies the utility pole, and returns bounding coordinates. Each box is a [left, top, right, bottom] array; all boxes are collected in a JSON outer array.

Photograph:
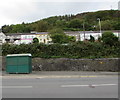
[[97, 18, 102, 34], [83, 23, 85, 40]]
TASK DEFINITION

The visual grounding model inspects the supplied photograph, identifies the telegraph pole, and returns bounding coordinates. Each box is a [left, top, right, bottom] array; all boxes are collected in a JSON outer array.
[[83, 23, 85, 40], [97, 18, 102, 34]]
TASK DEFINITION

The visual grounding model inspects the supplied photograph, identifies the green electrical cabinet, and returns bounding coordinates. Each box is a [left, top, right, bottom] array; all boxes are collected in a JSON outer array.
[[6, 54, 32, 74]]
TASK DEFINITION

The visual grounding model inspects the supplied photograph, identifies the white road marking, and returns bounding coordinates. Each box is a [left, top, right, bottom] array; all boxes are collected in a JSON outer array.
[[61, 84, 117, 87], [1, 86, 33, 88]]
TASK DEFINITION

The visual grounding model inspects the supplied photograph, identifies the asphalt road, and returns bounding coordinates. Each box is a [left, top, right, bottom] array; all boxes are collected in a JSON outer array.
[[2, 74, 118, 98]]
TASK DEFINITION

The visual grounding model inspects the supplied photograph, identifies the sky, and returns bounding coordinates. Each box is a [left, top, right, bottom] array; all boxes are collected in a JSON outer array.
[[0, 0, 119, 28]]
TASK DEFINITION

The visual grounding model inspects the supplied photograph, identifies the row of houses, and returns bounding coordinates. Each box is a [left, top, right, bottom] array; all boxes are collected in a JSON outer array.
[[1, 32, 52, 45], [0, 31, 120, 45]]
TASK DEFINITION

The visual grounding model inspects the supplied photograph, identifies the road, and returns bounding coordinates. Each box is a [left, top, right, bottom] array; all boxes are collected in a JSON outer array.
[[2, 73, 118, 98]]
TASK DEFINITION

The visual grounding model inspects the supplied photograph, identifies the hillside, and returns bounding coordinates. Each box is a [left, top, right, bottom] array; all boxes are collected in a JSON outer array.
[[2, 10, 120, 33]]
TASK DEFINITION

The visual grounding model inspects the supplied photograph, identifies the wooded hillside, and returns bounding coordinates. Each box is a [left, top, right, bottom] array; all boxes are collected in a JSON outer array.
[[2, 10, 120, 33]]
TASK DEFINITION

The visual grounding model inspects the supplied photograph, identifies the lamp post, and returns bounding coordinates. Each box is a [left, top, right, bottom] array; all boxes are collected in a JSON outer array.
[[97, 18, 102, 34]]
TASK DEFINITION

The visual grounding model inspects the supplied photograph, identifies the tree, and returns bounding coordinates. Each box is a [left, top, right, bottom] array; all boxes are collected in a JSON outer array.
[[89, 35, 95, 42], [2, 25, 12, 33], [35, 20, 48, 32], [68, 36, 76, 42], [112, 20, 120, 30], [33, 38, 39, 44], [50, 33, 69, 44], [97, 20, 113, 30], [68, 19, 82, 29], [49, 28, 76, 44], [102, 31, 118, 46], [49, 28, 64, 35]]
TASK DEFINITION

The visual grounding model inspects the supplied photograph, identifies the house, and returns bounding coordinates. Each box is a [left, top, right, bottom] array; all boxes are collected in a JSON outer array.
[[0, 32, 6, 44], [5, 33, 21, 44], [79, 31, 102, 41], [4, 32, 52, 44], [5, 33, 37, 44], [112, 30, 120, 41], [36, 32, 52, 44], [20, 33, 36, 44], [65, 31, 101, 41], [65, 30, 120, 41], [3, 30, 120, 44]]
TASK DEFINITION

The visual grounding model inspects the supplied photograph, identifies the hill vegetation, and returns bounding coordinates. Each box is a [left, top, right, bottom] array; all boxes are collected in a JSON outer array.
[[1, 10, 120, 33]]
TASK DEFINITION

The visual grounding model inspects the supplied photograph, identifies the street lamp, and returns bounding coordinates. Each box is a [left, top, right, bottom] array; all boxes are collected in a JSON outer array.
[[97, 18, 102, 34]]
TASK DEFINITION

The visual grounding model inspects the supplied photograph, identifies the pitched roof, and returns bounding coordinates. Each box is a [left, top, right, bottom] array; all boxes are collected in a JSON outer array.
[[36, 32, 49, 34], [5, 32, 49, 36]]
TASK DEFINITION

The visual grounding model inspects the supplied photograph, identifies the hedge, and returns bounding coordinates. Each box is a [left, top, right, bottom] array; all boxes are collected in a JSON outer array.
[[2, 41, 120, 58]]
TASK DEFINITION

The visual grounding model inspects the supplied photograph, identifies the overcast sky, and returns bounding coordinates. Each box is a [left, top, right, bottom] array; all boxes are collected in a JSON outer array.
[[0, 0, 119, 28]]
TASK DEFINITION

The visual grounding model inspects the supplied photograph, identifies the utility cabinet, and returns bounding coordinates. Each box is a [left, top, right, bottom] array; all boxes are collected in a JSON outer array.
[[6, 54, 32, 74]]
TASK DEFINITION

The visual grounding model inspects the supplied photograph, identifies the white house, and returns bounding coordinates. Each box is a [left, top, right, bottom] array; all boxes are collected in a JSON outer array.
[[0, 32, 6, 44], [5, 33, 21, 44], [118, 1, 120, 10], [20, 33, 36, 44], [80, 31, 102, 41], [65, 31, 101, 41], [65, 31, 120, 41]]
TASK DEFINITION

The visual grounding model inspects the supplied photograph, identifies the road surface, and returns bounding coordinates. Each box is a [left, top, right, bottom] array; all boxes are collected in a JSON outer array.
[[2, 73, 118, 98]]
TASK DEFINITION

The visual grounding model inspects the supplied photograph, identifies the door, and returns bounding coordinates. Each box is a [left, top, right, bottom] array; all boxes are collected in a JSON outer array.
[[6, 57, 18, 73], [17, 56, 29, 73]]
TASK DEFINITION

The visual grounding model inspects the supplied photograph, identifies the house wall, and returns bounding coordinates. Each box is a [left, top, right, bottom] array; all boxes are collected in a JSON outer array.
[[36, 34, 52, 44], [80, 32, 102, 41], [113, 32, 120, 40], [5, 35, 21, 44], [66, 31, 120, 41], [21, 35, 36, 44], [0, 32, 6, 44]]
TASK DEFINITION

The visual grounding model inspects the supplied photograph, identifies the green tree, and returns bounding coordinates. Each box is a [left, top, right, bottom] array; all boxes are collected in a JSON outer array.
[[68, 36, 76, 42], [102, 31, 118, 46], [49, 28, 76, 44], [68, 19, 82, 28], [35, 20, 48, 32], [112, 20, 120, 30], [89, 35, 95, 42], [2, 25, 12, 33], [96, 20, 113, 30], [33, 38, 39, 44], [50, 33, 69, 44], [49, 28, 64, 35]]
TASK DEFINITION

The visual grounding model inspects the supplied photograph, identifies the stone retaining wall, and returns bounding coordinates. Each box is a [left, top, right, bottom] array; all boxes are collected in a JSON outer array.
[[32, 58, 119, 71], [2, 57, 119, 72]]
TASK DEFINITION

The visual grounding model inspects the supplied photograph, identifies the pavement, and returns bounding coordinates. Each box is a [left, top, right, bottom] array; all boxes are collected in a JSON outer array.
[[1, 71, 118, 79]]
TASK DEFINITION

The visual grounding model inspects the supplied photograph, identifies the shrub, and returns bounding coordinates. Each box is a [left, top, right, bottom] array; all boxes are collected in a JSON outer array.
[[2, 42, 120, 58], [102, 31, 119, 46], [33, 38, 39, 44]]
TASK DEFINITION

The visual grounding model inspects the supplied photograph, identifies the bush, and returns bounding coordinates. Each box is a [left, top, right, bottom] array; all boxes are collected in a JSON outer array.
[[102, 31, 119, 46], [33, 38, 39, 44], [2, 42, 120, 58]]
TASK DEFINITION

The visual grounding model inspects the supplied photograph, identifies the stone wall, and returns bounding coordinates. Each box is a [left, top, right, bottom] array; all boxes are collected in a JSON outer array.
[[32, 58, 119, 72], [2, 57, 119, 72]]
